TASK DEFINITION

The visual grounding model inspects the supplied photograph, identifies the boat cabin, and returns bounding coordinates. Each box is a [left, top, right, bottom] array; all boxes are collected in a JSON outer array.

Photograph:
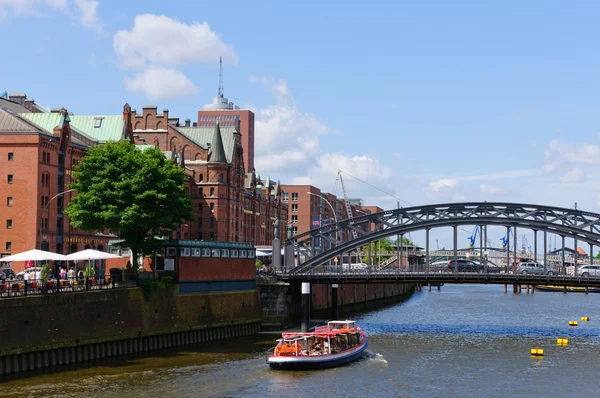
[[274, 320, 362, 357]]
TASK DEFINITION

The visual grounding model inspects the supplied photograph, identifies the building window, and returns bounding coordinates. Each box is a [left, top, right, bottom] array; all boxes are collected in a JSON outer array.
[[219, 173, 224, 183], [8, 152, 13, 161], [94, 118, 102, 128], [292, 215, 298, 223], [292, 192, 298, 201], [5, 242, 11, 251], [210, 232, 215, 240], [199, 173, 203, 182], [198, 203, 203, 211], [292, 204, 298, 213], [210, 203, 214, 212], [209, 217, 215, 228], [210, 187, 214, 196], [293, 227, 298, 234], [6, 220, 12, 229], [282, 192, 288, 201], [7, 175, 13, 184], [7, 197, 13, 207]]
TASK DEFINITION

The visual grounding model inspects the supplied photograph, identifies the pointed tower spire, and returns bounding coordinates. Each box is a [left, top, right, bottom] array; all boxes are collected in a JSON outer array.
[[218, 56, 223, 98], [209, 118, 227, 163]]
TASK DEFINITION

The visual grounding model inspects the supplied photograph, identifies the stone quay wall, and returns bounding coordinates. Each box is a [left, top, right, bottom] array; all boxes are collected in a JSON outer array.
[[0, 286, 261, 376]]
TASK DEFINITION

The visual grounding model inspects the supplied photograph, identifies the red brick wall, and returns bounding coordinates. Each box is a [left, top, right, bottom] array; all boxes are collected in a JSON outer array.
[[178, 257, 255, 281]]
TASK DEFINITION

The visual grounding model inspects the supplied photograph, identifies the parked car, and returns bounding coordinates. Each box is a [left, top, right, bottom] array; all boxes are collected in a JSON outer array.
[[516, 262, 555, 275], [577, 265, 600, 277], [15, 267, 42, 280], [447, 259, 484, 272]]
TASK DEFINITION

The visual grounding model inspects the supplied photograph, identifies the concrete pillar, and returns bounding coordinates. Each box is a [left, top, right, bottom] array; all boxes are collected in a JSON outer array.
[[301, 282, 310, 332], [331, 284, 339, 320]]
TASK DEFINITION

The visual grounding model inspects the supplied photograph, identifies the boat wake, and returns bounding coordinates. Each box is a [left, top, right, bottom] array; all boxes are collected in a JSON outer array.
[[364, 351, 388, 365]]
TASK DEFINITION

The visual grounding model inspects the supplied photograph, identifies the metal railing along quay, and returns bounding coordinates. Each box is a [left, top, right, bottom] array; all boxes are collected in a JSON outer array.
[[279, 269, 600, 288], [0, 277, 138, 298]]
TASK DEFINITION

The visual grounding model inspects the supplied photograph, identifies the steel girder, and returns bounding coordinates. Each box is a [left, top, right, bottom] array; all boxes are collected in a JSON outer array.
[[286, 202, 600, 275]]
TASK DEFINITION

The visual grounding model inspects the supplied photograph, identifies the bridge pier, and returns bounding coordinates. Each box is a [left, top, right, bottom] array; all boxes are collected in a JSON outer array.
[[504, 284, 507, 293], [301, 283, 310, 332], [428, 283, 431, 292], [331, 284, 339, 320]]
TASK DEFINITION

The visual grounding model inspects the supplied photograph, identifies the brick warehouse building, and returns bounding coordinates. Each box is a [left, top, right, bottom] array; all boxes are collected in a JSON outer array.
[[130, 104, 287, 244], [0, 94, 133, 267], [0, 93, 287, 270]]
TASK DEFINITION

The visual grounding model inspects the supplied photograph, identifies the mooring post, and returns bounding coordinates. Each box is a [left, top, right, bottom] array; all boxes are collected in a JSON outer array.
[[331, 284, 339, 320], [301, 282, 310, 332]]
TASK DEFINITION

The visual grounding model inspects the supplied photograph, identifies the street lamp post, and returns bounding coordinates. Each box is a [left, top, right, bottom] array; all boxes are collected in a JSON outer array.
[[39, 189, 76, 250], [306, 192, 338, 240]]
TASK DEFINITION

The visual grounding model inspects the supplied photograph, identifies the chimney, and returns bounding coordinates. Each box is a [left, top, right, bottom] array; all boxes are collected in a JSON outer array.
[[185, 118, 191, 127], [163, 109, 169, 119], [192, 122, 197, 127]]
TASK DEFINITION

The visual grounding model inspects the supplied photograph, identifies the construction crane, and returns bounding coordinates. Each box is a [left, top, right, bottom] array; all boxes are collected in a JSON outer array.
[[500, 227, 512, 249], [337, 170, 358, 240], [521, 235, 531, 255], [467, 226, 480, 248]]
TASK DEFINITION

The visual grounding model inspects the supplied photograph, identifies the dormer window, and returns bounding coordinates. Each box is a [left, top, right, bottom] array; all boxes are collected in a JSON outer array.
[[94, 118, 103, 128]]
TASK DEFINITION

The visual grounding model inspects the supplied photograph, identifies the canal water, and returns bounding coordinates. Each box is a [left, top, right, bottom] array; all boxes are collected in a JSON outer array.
[[4, 284, 600, 397]]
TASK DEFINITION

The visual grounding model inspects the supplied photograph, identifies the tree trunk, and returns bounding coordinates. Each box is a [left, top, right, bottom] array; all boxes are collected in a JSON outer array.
[[132, 248, 139, 274]]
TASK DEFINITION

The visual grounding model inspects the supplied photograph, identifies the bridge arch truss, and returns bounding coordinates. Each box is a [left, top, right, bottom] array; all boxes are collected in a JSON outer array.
[[285, 202, 600, 275]]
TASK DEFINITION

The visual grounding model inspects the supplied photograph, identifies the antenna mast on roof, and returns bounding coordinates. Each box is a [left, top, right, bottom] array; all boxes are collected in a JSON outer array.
[[218, 56, 223, 98]]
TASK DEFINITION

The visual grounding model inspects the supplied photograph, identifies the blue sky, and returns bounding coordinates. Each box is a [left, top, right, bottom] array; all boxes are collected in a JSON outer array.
[[3, 0, 600, 249]]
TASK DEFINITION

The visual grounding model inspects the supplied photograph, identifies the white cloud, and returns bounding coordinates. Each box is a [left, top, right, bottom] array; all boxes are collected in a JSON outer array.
[[428, 179, 458, 192], [545, 139, 600, 169], [0, 0, 101, 32], [124, 67, 199, 100], [251, 76, 331, 172], [113, 14, 238, 70], [0, 0, 66, 16], [480, 183, 503, 194], [560, 167, 586, 183], [250, 76, 398, 207], [73, 0, 101, 33]]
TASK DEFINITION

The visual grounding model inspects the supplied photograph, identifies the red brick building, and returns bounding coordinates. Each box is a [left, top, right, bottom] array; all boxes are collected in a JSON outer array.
[[130, 105, 287, 245], [0, 94, 133, 270]]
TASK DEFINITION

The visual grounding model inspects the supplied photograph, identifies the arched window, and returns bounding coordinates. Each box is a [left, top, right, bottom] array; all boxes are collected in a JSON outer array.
[[210, 187, 214, 196], [210, 203, 215, 212], [199, 173, 203, 182], [219, 173, 224, 183]]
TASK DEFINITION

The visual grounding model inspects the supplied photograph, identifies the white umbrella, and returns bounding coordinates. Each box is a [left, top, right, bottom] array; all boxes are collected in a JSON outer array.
[[0, 249, 69, 262], [65, 249, 123, 261]]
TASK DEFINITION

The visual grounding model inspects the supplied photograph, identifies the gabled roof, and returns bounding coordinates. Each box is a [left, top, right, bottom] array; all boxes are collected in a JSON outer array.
[[0, 98, 32, 113], [175, 124, 237, 164], [20, 113, 126, 142], [0, 109, 41, 133]]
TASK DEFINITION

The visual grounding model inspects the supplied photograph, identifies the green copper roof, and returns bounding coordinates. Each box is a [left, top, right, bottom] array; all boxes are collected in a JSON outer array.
[[176, 125, 236, 163], [20, 113, 126, 142]]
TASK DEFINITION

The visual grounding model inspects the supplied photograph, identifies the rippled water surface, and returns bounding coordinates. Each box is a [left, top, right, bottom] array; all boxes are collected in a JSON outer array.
[[4, 284, 600, 397]]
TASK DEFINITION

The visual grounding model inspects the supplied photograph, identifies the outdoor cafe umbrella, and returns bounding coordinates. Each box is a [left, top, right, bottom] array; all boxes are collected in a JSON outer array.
[[65, 249, 123, 261], [0, 249, 69, 263]]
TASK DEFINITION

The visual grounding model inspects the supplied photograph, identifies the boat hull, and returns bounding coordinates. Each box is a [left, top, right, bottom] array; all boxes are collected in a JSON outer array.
[[267, 339, 368, 370]]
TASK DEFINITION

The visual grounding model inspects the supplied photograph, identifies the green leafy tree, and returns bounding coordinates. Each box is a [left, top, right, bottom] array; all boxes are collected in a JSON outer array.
[[66, 140, 194, 268]]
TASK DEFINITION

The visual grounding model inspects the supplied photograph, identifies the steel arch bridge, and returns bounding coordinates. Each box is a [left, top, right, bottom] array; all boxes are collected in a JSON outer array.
[[284, 202, 600, 275]]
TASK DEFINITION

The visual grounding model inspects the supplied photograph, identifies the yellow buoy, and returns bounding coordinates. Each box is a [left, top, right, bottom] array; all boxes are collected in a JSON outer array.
[[569, 321, 578, 327], [557, 338, 569, 346], [530, 348, 544, 356], [581, 317, 590, 322]]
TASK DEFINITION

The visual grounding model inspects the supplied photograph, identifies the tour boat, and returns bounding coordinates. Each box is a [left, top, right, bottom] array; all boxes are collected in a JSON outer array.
[[536, 285, 600, 293], [266, 320, 368, 370]]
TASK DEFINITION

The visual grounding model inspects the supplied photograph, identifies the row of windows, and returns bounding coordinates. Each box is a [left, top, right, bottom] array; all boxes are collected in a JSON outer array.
[[169, 246, 255, 259], [198, 115, 238, 121]]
